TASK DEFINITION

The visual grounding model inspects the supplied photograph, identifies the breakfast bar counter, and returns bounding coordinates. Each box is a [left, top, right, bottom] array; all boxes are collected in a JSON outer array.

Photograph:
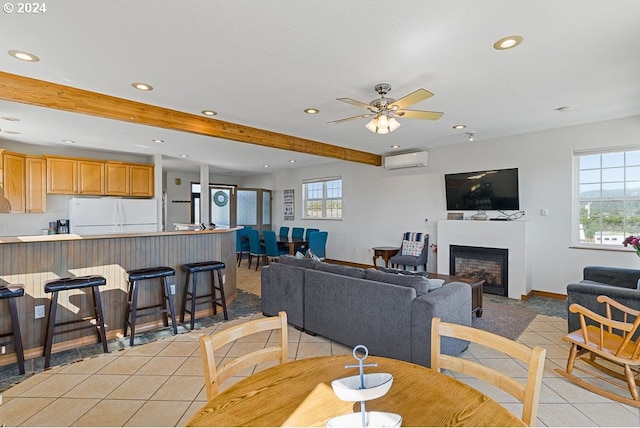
[[0, 228, 239, 367]]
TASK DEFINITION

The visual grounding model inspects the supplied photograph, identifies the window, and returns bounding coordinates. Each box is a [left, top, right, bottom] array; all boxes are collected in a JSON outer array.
[[303, 177, 342, 219], [575, 148, 640, 247]]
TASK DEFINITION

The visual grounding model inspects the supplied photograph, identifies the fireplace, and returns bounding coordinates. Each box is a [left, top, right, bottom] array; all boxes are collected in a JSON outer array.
[[449, 245, 508, 296]]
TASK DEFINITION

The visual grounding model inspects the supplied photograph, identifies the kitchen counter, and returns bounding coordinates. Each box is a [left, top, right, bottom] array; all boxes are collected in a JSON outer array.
[[0, 228, 239, 367], [0, 227, 241, 244]]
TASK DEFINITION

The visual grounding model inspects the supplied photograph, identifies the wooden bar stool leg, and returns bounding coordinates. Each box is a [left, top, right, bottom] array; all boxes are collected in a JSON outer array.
[[216, 269, 229, 320], [163, 277, 178, 335], [210, 270, 217, 316], [129, 281, 140, 347], [92, 286, 108, 353], [180, 271, 191, 324], [8, 297, 25, 374], [44, 291, 59, 369], [189, 273, 198, 330]]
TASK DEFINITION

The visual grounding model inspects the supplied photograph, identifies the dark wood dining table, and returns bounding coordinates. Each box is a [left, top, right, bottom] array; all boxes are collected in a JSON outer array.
[[275, 236, 308, 255], [186, 355, 524, 427]]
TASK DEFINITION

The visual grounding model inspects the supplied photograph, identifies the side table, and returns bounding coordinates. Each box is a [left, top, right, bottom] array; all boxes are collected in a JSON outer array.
[[372, 246, 400, 268]]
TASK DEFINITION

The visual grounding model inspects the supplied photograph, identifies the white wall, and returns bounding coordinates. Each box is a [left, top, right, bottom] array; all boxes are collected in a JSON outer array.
[[243, 115, 640, 295]]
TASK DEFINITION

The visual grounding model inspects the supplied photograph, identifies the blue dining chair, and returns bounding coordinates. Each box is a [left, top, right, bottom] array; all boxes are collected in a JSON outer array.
[[264, 230, 288, 262], [305, 228, 320, 241], [307, 231, 328, 260], [278, 226, 289, 237], [236, 228, 251, 267], [291, 227, 304, 239], [247, 229, 266, 271]]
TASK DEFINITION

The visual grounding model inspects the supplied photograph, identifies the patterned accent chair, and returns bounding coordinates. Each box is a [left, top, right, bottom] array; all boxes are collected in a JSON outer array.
[[390, 232, 429, 271]]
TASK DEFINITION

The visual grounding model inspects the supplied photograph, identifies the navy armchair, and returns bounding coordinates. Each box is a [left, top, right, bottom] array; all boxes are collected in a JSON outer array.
[[390, 232, 429, 271]]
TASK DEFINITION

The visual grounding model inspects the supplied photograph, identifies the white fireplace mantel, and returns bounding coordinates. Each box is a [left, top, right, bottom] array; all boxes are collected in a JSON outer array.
[[436, 220, 531, 299]]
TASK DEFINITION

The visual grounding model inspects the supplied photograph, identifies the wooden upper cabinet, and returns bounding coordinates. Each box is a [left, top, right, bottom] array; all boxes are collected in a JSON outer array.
[[26, 157, 46, 213], [78, 160, 105, 195], [3, 152, 26, 213], [130, 165, 154, 197], [105, 163, 130, 196], [47, 157, 77, 194]]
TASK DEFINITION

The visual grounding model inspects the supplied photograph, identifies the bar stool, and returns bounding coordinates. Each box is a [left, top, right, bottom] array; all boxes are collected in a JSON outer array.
[[43, 275, 108, 369], [124, 266, 177, 346], [180, 261, 228, 330], [0, 284, 25, 374]]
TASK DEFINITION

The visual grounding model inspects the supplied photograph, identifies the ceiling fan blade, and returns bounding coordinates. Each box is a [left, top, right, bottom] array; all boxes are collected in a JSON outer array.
[[395, 109, 444, 120], [336, 97, 379, 112], [327, 113, 373, 124], [390, 89, 434, 110]]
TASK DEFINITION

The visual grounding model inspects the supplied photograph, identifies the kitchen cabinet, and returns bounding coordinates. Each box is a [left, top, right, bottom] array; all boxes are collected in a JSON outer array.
[[3, 152, 25, 213], [130, 164, 154, 197], [47, 157, 77, 194], [105, 163, 153, 197], [26, 157, 46, 213], [105, 163, 130, 196], [78, 160, 105, 195]]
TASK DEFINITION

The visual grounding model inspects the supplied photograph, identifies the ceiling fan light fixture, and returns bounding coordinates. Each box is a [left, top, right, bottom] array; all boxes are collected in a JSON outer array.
[[377, 114, 389, 128], [365, 117, 378, 132], [388, 117, 401, 132]]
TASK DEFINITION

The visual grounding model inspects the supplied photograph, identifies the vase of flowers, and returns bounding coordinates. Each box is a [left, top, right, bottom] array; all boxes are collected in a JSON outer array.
[[622, 235, 640, 256]]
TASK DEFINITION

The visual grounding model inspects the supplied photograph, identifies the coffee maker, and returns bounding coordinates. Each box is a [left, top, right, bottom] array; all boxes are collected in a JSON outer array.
[[56, 219, 69, 234]]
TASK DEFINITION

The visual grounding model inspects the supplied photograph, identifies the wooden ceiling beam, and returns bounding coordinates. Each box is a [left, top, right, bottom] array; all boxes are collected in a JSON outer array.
[[0, 71, 381, 167]]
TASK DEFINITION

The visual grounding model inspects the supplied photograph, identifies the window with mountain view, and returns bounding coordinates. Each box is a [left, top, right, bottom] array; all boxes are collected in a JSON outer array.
[[577, 149, 640, 247]]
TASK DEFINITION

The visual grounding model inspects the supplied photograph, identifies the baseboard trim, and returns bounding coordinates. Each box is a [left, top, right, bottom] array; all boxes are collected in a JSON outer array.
[[521, 290, 567, 301]]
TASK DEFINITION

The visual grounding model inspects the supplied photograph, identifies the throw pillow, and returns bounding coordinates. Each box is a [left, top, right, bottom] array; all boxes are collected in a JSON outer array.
[[401, 239, 424, 257]]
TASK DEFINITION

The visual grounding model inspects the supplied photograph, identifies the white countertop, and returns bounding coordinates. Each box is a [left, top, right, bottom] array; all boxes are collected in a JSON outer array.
[[0, 227, 241, 244]]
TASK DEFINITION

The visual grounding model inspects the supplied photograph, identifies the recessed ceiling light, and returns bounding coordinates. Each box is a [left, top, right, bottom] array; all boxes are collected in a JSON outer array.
[[62, 140, 75, 144], [8, 49, 40, 62], [152, 139, 164, 143], [179, 154, 188, 158], [263, 164, 270, 168], [493, 35, 524, 50], [304, 108, 319, 114], [131, 82, 153, 91], [288, 160, 296, 163], [390, 145, 401, 149], [1, 116, 21, 122], [201, 110, 217, 116], [452, 124, 467, 130]]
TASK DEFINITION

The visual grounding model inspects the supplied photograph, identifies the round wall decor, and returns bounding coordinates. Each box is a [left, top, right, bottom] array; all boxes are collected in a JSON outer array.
[[213, 191, 228, 207]]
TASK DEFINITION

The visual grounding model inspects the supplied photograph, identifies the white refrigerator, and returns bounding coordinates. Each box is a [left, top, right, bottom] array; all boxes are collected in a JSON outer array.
[[69, 197, 158, 235]]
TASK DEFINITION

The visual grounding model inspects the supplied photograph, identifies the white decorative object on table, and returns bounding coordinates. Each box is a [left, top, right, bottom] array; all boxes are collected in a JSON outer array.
[[327, 345, 402, 427]]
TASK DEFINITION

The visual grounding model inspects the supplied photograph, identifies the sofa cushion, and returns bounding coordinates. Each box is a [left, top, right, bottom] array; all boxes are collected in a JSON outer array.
[[277, 255, 316, 269], [365, 268, 429, 296], [314, 262, 365, 278]]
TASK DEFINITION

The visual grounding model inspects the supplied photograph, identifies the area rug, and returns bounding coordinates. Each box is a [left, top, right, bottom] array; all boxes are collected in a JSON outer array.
[[472, 299, 538, 340]]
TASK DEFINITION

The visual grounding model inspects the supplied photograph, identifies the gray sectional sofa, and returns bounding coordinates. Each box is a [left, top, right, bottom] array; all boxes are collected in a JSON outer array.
[[566, 266, 640, 333], [261, 256, 472, 368]]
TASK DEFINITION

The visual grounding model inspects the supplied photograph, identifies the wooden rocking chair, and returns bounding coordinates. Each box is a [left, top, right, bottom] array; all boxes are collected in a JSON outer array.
[[556, 295, 640, 407]]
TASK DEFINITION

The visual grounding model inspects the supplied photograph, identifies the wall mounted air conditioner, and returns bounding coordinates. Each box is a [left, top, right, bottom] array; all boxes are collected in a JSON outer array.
[[383, 151, 429, 170]]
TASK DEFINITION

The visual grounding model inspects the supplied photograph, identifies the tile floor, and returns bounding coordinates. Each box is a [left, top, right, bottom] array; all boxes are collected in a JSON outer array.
[[1, 266, 639, 426]]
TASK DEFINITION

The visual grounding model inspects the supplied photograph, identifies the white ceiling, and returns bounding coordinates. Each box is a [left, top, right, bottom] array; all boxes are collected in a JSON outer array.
[[1, 0, 639, 176]]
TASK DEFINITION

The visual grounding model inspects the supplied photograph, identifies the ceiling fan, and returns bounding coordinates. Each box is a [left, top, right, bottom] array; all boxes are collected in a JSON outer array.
[[329, 83, 443, 134]]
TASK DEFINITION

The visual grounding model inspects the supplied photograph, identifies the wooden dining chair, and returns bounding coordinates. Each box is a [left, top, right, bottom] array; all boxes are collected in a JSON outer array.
[[555, 295, 640, 407], [199, 311, 289, 400], [431, 317, 546, 427]]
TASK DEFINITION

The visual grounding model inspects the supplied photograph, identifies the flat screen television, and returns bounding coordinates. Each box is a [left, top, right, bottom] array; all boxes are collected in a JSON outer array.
[[444, 168, 520, 211]]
